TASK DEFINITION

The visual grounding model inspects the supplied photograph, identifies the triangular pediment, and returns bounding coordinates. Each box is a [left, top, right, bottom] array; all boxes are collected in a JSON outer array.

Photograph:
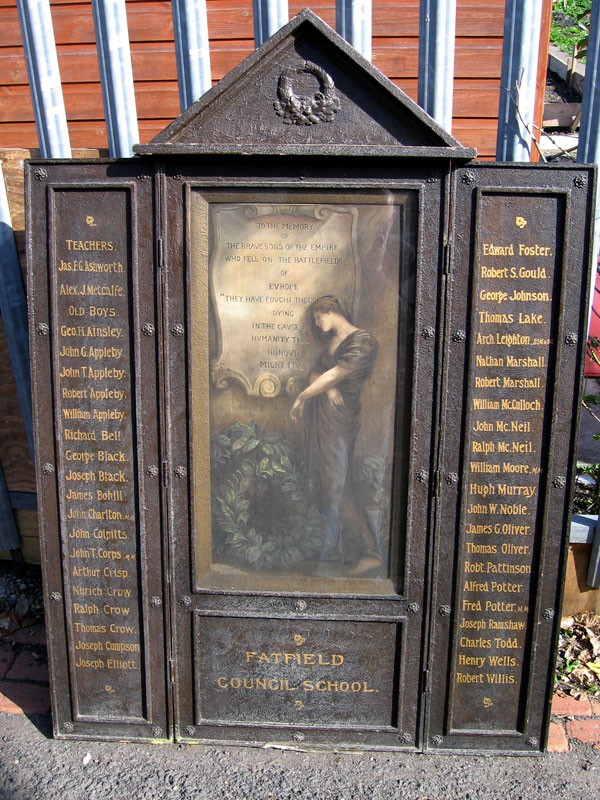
[[134, 8, 475, 158]]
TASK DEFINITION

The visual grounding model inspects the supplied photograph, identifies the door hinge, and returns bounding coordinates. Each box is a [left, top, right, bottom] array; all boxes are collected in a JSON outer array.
[[162, 460, 169, 489], [423, 669, 430, 693], [157, 237, 165, 270], [169, 658, 175, 684]]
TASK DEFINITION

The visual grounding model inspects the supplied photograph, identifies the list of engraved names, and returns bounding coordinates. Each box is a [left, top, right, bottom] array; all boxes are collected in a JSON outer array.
[[53, 190, 143, 719], [452, 196, 558, 731]]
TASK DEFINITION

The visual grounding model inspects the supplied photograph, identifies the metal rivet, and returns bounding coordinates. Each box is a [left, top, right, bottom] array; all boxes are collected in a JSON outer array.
[[180, 596, 192, 607], [34, 168, 48, 181], [49, 592, 62, 602], [171, 324, 184, 337], [542, 608, 555, 621], [142, 323, 155, 336], [445, 472, 458, 485], [151, 726, 162, 738], [553, 476, 566, 489], [421, 326, 435, 340], [439, 605, 451, 617], [565, 332, 578, 346], [416, 469, 428, 484], [185, 726, 195, 736], [174, 466, 187, 479], [63, 722, 74, 733], [452, 330, 466, 343], [36, 323, 49, 336], [42, 463, 55, 475], [150, 596, 162, 608], [408, 602, 420, 614]]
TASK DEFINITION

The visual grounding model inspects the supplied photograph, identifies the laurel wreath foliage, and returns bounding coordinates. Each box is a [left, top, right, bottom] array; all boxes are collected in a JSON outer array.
[[210, 420, 326, 570]]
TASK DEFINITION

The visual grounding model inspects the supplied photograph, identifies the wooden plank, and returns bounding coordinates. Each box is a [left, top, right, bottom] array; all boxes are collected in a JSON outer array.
[[0, 510, 40, 564], [543, 102, 581, 129], [561, 544, 600, 616], [2, 34, 506, 86], [0, 82, 180, 122], [0, 120, 172, 148], [0, 77, 505, 124], [451, 119, 498, 157]]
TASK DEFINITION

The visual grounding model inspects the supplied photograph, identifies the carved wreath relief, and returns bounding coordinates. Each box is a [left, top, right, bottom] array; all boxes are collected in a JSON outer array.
[[274, 61, 340, 125]]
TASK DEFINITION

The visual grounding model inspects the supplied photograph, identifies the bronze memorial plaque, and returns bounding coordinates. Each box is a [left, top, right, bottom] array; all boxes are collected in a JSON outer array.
[[27, 163, 167, 740], [26, 11, 596, 752]]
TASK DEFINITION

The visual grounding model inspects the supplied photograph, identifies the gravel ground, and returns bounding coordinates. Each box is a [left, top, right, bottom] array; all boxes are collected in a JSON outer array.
[[0, 712, 599, 800]]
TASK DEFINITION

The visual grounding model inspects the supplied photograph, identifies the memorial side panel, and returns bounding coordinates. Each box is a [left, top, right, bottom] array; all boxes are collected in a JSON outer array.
[[51, 188, 145, 721], [450, 191, 561, 732]]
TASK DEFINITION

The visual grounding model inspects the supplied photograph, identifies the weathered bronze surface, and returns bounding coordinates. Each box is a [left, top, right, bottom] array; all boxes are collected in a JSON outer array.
[[426, 163, 595, 753], [25, 10, 596, 752], [27, 161, 168, 740]]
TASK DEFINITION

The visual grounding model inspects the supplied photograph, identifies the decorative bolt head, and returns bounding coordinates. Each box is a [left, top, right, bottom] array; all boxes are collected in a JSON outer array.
[[185, 726, 195, 736], [439, 605, 451, 617], [63, 722, 74, 733], [142, 323, 155, 336], [461, 171, 475, 185], [150, 596, 162, 608], [574, 175, 588, 187], [526, 736, 539, 749], [452, 330, 466, 343], [292, 732, 305, 742], [146, 465, 159, 477], [553, 476, 567, 489], [400, 732, 413, 743], [542, 608, 555, 621], [171, 324, 184, 337], [565, 332, 578, 346], [174, 466, 187, 479], [136, 174, 150, 182], [151, 726, 162, 738], [431, 735, 443, 746], [445, 472, 458, 485], [416, 469, 428, 484], [36, 323, 49, 336], [50, 591, 62, 602], [408, 602, 420, 614], [34, 168, 48, 181], [172, 173, 184, 181], [295, 599, 307, 611], [42, 463, 55, 475], [179, 595, 192, 607], [421, 326, 435, 340]]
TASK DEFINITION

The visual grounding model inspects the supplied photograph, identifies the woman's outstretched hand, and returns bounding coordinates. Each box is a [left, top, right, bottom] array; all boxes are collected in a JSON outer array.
[[326, 387, 344, 407], [290, 395, 305, 422]]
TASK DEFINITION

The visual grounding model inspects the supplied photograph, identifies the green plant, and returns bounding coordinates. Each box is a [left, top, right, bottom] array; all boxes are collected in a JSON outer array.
[[573, 462, 600, 513], [210, 420, 327, 570], [550, 0, 592, 61]]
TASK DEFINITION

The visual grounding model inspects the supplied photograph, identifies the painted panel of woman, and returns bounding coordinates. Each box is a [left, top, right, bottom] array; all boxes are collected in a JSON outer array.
[[290, 296, 382, 577]]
